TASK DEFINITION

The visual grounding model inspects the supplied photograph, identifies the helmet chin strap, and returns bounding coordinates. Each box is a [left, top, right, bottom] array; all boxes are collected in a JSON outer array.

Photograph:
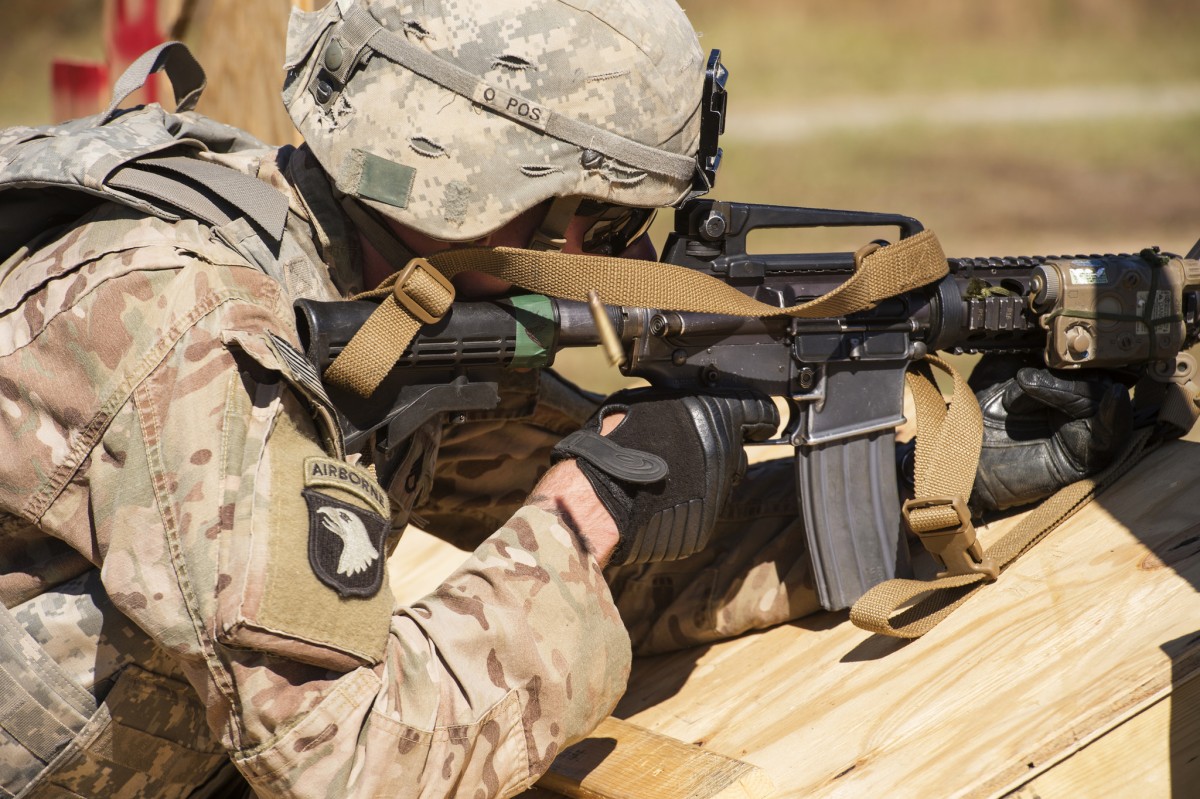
[[528, 196, 582, 252], [343, 193, 580, 263], [339, 196, 419, 271]]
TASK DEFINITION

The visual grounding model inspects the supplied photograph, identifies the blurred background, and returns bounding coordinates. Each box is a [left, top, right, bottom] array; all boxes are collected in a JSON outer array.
[[4, 0, 1197, 254]]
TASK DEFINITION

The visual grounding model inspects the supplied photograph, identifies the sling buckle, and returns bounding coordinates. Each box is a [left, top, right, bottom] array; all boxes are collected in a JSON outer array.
[[902, 495, 998, 580], [392, 258, 455, 325]]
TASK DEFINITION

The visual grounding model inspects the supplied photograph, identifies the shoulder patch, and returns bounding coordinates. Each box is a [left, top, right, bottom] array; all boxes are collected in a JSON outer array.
[[303, 488, 389, 598], [304, 455, 388, 516]]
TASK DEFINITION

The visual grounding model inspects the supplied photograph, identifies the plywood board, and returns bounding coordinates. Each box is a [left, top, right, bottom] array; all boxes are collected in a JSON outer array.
[[1005, 669, 1200, 798], [537, 716, 774, 799], [396, 432, 1200, 798], [611, 430, 1200, 797]]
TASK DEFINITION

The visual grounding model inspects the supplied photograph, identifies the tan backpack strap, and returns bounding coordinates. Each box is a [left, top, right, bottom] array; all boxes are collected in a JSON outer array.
[[325, 229, 948, 397]]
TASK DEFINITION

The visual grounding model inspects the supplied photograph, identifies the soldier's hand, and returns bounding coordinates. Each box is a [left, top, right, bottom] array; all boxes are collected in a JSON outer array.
[[972, 365, 1131, 511], [552, 389, 778, 565]]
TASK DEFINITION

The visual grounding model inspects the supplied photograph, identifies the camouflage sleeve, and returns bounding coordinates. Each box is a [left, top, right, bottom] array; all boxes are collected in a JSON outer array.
[[418, 370, 601, 550], [80, 264, 630, 796]]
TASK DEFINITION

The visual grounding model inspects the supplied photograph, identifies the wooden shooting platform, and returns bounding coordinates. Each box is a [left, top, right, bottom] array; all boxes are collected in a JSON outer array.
[[391, 425, 1200, 798], [597, 428, 1200, 798]]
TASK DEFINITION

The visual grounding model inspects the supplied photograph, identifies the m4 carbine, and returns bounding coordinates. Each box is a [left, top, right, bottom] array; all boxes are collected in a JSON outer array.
[[296, 200, 1200, 611]]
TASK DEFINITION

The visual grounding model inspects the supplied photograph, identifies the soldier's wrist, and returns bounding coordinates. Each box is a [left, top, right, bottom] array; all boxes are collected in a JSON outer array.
[[528, 461, 620, 566]]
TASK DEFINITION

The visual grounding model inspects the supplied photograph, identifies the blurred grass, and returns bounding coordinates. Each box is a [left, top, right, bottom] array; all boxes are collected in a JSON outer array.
[[707, 114, 1200, 256], [682, 0, 1200, 101]]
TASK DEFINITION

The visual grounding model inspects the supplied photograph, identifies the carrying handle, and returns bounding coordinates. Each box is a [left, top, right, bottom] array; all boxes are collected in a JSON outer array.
[[102, 41, 207, 123]]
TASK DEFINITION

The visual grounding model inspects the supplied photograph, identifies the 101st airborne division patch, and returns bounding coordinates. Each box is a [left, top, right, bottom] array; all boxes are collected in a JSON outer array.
[[302, 456, 390, 598]]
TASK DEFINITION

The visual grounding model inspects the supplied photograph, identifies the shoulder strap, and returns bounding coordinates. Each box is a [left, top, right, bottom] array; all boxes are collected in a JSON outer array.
[[107, 154, 288, 244]]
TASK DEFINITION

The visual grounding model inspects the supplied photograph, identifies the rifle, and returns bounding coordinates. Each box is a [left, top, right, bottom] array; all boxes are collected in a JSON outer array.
[[296, 199, 1200, 611]]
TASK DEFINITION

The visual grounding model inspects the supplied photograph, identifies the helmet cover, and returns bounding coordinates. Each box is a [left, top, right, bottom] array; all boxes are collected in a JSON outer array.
[[284, 0, 705, 241]]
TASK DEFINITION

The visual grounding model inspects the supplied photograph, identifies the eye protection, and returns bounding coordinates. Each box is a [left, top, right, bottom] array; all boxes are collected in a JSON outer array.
[[576, 200, 658, 255]]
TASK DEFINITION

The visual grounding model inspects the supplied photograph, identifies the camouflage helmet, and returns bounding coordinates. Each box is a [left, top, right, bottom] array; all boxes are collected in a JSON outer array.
[[283, 0, 706, 242]]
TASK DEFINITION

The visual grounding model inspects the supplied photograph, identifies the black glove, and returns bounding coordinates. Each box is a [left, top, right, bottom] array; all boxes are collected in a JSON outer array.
[[552, 389, 779, 565], [972, 365, 1131, 511]]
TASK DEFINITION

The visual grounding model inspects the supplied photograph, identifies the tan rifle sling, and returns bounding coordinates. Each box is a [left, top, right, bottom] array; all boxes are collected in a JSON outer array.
[[322, 230, 950, 397], [851, 363, 1162, 639]]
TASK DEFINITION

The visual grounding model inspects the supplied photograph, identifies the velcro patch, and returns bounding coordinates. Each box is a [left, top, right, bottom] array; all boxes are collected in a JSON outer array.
[[304, 489, 389, 598], [349, 149, 415, 210], [304, 455, 388, 517]]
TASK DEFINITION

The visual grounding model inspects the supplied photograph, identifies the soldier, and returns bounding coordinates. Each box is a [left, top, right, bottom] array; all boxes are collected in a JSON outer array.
[[0, 0, 1127, 797]]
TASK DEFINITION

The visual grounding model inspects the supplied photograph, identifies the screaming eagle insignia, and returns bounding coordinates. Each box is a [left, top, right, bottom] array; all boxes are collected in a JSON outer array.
[[303, 489, 389, 598], [317, 506, 380, 577]]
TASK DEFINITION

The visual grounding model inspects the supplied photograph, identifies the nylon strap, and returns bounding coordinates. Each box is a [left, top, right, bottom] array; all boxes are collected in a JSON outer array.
[[902, 356, 984, 540], [101, 41, 206, 123], [323, 229, 948, 396], [851, 425, 1158, 639], [107, 156, 289, 243]]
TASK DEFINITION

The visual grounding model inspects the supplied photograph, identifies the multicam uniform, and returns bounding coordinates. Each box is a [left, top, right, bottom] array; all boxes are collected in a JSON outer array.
[[0, 128, 815, 798]]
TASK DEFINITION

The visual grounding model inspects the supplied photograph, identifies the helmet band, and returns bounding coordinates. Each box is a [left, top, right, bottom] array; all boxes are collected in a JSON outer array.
[[325, 4, 698, 184]]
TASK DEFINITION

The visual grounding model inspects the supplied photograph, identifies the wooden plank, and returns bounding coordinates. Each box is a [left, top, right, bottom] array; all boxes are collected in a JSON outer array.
[[1004, 669, 1200, 798], [613, 429, 1200, 797], [387, 435, 1200, 796], [535, 716, 775, 799]]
